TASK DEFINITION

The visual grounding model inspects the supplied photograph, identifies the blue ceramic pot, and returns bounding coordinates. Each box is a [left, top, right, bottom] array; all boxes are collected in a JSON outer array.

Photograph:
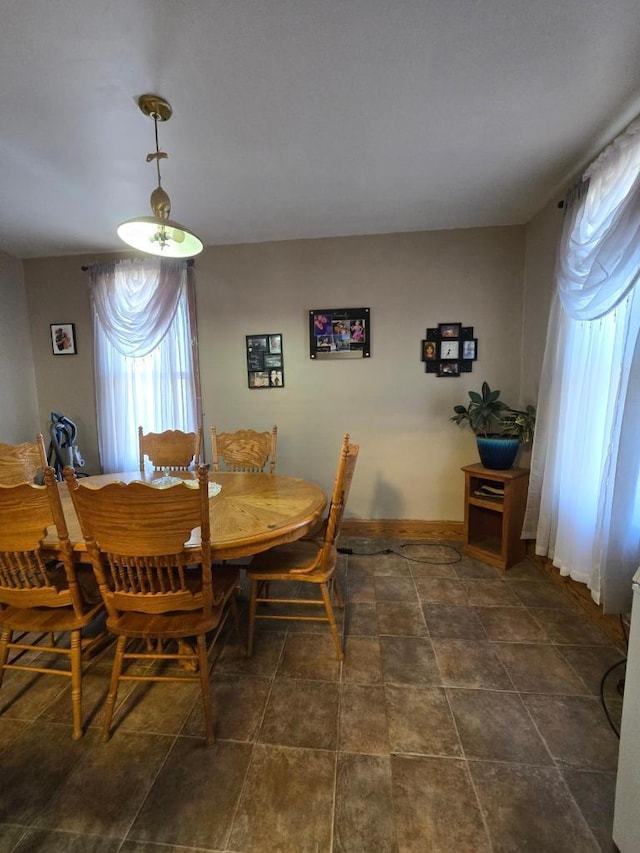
[[476, 436, 520, 470]]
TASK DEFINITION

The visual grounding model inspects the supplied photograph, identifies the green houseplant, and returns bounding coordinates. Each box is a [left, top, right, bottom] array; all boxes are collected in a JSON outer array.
[[500, 404, 537, 444], [450, 381, 536, 469]]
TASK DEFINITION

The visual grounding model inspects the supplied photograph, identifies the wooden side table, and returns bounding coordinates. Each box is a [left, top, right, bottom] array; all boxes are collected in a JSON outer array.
[[461, 463, 530, 570]]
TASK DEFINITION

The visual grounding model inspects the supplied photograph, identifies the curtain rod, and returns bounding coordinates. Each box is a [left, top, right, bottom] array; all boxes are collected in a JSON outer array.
[[81, 258, 195, 271]]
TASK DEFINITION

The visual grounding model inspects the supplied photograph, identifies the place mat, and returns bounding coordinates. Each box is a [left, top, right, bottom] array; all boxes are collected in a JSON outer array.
[[183, 480, 222, 498], [149, 478, 222, 498]]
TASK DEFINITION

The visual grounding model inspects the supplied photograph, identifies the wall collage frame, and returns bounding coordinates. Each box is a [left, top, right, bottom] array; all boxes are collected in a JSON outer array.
[[246, 334, 284, 388], [421, 322, 477, 377], [309, 307, 370, 359]]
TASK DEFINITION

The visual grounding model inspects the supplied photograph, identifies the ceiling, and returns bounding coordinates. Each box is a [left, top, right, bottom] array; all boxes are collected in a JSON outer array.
[[2, 0, 640, 260]]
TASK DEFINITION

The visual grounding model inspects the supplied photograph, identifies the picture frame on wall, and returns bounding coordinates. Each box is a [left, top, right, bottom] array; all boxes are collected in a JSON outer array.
[[309, 307, 371, 359], [264, 353, 282, 369], [438, 322, 461, 339], [248, 371, 270, 388], [462, 339, 478, 360], [247, 333, 284, 388], [268, 334, 282, 354], [51, 323, 76, 355], [422, 322, 476, 376], [438, 361, 460, 377], [422, 340, 437, 361]]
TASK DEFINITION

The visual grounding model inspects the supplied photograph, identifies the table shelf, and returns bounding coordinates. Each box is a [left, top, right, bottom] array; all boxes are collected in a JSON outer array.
[[461, 463, 529, 570], [468, 495, 504, 512]]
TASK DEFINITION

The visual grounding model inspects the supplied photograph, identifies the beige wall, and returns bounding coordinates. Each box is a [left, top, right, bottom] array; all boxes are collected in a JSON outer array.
[[0, 250, 39, 442], [23, 226, 528, 521], [23, 253, 112, 477]]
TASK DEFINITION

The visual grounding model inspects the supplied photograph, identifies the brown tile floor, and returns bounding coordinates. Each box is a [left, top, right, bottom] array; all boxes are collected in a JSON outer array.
[[0, 540, 626, 852]]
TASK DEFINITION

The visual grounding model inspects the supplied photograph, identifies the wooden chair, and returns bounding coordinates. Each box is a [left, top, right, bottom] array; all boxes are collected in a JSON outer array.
[[64, 463, 240, 745], [211, 426, 278, 473], [0, 466, 105, 739], [0, 434, 47, 485], [247, 433, 358, 660], [138, 426, 203, 473]]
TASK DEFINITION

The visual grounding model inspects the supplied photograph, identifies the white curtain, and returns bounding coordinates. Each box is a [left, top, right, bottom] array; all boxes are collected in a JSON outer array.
[[523, 117, 640, 613], [88, 258, 198, 473]]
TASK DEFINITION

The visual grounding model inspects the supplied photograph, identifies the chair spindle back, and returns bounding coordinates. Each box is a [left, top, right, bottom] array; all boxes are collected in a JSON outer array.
[[64, 465, 213, 621], [138, 427, 203, 472], [211, 426, 277, 473], [0, 434, 47, 485]]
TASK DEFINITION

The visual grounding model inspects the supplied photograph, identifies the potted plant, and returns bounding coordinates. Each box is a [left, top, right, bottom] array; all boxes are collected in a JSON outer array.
[[500, 404, 537, 444], [450, 381, 536, 469]]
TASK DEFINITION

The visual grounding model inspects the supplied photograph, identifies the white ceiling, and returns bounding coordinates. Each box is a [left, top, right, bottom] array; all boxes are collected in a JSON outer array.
[[2, 0, 640, 259]]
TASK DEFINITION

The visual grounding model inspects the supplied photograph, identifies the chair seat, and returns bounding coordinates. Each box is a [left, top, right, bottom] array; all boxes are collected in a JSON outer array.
[[106, 564, 240, 640], [248, 540, 337, 580], [247, 434, 358, 663], [0, 601, 103, 634], [0, 465, 107, 739], [106, 604, 225, 640]]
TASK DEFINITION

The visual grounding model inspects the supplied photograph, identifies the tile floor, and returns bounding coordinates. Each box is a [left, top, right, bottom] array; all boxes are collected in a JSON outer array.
[[0, 540, 627, 852]]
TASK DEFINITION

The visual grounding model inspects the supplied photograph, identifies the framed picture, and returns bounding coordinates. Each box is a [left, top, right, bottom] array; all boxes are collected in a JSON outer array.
[[247, 351, 264, 371], [264, 353, 282, 369], [422, 340, 437, 361], [248, 371, 270, 388], [309, 307, 370, 359], [439, 322, 461, 339], [51, 323, 76, 355], [247, 333, 284, 388], [462, 339, 478, 360], [268, 369, 283, 387], [438, 361, 460, 377], [422, 322, 477, 376], [268, 334, 282, 354]]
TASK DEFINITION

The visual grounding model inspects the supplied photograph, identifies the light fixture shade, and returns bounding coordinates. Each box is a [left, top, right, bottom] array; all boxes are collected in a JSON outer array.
[[117, 216, 203, 258], [117, 94, 203, 259]]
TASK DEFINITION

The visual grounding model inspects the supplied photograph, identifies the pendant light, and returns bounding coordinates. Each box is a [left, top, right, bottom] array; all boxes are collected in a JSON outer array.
[[117, 94, 203, 258]]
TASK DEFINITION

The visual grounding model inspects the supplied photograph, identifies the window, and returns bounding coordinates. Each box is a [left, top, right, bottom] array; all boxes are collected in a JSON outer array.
[[89, 259, 200, 472], [524, 117, 640, 613]]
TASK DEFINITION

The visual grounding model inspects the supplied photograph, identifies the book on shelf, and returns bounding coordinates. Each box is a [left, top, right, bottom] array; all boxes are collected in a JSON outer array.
[[474, 484, 505, 498]]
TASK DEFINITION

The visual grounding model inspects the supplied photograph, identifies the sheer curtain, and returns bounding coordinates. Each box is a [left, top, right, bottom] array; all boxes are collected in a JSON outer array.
[[523, 117, 640, 613], [88, 258, 199, 473]]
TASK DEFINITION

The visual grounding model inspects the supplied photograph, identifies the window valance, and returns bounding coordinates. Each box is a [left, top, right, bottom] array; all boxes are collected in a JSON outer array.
[[88, 259, 187, 357]]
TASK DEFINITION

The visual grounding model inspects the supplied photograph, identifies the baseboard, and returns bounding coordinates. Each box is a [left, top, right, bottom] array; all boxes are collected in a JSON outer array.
[[341, 519, 464, 540], [534, 555, 627, 650]]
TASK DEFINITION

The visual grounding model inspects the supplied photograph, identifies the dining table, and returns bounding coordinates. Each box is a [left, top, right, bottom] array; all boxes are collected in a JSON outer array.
[[44, 470, 327, 562]]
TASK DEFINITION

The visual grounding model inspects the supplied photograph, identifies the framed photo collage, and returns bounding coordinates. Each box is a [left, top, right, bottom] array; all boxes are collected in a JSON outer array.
[[309, 307, 370, 359], [246, 334, 284, 388], [422, 323, 477, 377]]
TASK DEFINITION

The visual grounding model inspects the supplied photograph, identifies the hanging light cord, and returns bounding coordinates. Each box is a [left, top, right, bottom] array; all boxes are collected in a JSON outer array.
[[146, 111, 167, 185]]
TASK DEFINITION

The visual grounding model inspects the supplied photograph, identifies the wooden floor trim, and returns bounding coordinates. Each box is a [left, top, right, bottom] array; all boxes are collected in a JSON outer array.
[[341, 519, 463, 540], [534, 555, 628, 651]]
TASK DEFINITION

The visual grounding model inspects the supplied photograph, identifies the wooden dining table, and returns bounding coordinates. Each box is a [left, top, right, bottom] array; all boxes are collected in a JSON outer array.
[[44, 470, 327, 562]]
